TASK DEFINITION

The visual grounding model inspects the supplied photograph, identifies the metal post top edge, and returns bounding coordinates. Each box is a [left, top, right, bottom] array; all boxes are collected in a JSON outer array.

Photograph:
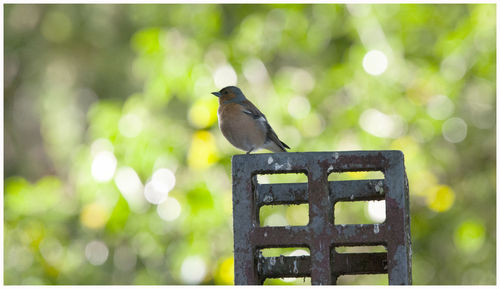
[[232, 150, 404, 162]]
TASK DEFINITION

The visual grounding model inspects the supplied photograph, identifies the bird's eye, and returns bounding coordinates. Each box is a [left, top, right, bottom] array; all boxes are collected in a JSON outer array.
[[223, 90, 228, 95]]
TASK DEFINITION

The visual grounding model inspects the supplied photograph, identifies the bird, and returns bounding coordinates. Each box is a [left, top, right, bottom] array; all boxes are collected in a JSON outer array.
[[211, 86, 290, 154]]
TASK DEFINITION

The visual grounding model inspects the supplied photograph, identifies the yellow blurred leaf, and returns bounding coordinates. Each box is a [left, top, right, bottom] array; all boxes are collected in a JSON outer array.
[[188, 97, 219, 129], [80, 203, 109, 229], [188, 131, 219, 170], [215, 257, 234, 285], [425, 185, 455, 212]]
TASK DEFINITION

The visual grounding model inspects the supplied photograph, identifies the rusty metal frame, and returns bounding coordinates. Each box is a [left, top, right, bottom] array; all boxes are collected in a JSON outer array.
[[232, 151, 411, 285]]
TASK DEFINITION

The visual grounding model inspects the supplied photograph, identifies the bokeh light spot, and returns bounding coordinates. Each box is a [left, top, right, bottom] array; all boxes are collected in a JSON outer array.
[[91, 151, 117, 182], [90, 138, 114, 156], [157, 196, 181, 221], [181, 256, 207, 284], [118, 113, 143, 138], [367, 200, 386, 223], [359, 109, 406, 138], [442, 117, 467, 143], [454, 220, 486, 253], [114, 166, 148, 213], [143, 182, 164, 205], [213, 64, 237, 89], [426, 185, 455, 212], [144, 168, 176, 205], [85, 240, 109, 266], [152, 168, 176, 195], [426, 94, 455, 120], [243, 58, 269, 84], [362, 50, 388, 76], [288, 96, 311, 119]]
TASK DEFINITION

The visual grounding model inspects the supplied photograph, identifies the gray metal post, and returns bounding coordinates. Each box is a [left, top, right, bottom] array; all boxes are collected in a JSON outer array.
[[232, 151, 412, 285]]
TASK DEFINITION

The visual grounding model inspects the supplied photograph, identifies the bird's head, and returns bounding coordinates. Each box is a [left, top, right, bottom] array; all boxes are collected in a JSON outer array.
[[211, 86, 246, 104]]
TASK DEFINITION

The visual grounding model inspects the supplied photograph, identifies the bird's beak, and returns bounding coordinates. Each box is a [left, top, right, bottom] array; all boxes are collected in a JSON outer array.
[[211, 91, 221, 97]]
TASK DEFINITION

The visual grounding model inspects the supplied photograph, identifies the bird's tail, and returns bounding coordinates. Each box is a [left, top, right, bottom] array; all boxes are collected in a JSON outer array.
[[265, 124, 290, 152], [281, 141, 290, 150], [264, 139, 290, 153]]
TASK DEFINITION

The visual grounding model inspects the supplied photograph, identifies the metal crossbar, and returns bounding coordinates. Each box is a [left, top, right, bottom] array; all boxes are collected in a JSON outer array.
[[231, 151, 412, 285]]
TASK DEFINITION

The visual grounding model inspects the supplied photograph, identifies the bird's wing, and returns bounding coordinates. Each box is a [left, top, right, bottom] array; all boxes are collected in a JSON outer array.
[[241, 100, 289, 151], [241, 100, 267, 121]]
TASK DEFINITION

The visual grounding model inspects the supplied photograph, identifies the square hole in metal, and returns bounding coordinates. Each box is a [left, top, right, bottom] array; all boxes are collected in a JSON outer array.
[[260, 247, 310, 257], [328, 171, 384, 181], [260, 204, 309, 226], [260, 248, 310, 285], [256, 172, 308, 184], [336, 274, 388, 285], [263, 277, 311, 285], [334, 245, 387, 254], [334, 201, 386, 224]]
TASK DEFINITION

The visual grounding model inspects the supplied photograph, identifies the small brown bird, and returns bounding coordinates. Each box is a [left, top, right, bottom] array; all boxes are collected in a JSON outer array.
[[211, 86, 290, 154]]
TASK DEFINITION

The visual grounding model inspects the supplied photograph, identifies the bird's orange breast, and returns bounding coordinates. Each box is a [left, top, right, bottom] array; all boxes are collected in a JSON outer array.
[[218, 103, 266, 151]]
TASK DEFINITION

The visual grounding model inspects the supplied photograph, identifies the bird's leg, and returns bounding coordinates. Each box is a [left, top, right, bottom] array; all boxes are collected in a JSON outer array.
[[246, 147, 254, 154]]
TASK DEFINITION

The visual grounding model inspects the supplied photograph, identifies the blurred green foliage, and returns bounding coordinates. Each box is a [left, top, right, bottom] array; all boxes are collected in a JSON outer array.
[[4, 4, 495, 285]]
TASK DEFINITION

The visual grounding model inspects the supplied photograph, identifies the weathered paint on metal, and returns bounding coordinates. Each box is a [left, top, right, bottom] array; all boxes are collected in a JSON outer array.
[[232, 151, 412, 285]]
